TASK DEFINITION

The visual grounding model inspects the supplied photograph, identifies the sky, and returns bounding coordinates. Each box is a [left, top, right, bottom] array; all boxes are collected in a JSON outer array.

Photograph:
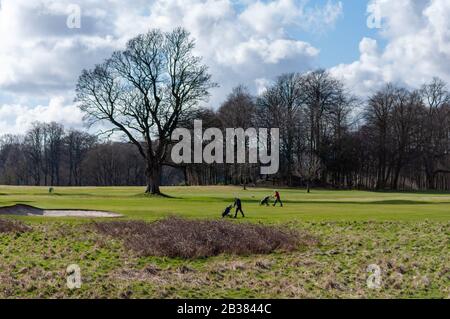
[[0, 0, 450, 135]]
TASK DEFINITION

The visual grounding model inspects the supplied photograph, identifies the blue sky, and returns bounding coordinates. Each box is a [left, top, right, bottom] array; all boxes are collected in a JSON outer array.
[[308, 0, 383, 67], [234, 0, 379, 68], [279, 0, 386, 69]]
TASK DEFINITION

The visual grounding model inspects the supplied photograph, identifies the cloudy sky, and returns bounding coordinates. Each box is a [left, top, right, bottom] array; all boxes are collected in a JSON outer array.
[[0, 0, 450, 135]]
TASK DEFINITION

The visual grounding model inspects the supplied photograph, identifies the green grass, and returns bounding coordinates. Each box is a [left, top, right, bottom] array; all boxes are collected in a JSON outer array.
[[0, 186, 448, 299], [1, 185, 450, 221]]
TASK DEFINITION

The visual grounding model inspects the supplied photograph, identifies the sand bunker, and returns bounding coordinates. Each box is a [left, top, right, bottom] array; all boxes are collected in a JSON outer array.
[[0, 204, 122, 218]]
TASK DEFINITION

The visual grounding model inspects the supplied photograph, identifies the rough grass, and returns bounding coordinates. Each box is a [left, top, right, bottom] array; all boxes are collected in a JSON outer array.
[[94, 217, 314, 259], [0, 220, 447, 298], [0, 219, 30, 233], [0, 186, 448, 298]]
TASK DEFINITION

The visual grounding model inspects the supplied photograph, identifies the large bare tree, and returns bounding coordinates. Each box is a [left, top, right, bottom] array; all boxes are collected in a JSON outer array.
[[75, 28, 216, 195]]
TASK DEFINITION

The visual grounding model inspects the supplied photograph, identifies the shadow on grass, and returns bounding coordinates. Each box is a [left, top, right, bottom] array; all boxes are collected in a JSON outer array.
[[47, 192, 182, 199], [0, 200, 35, 205], [370, 189, 450, 195], [141, 192, 178, 199], [183, 198, 450, 205], [232, 186, 450, 195], [48, 193, 123, 198], [255, 199, 450, 205]]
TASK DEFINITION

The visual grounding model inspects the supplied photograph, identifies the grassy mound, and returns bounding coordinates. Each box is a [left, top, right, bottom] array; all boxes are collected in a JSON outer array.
[[94, 217, 315, 259], [0, 219, 31, 233]]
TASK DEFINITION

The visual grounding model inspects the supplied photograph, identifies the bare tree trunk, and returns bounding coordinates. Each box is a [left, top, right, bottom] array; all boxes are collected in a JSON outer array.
[[183, 166, 189, 186], [392, 164, 401, 190], [424, 159, 436, 190], [145, 163, 162, 195]]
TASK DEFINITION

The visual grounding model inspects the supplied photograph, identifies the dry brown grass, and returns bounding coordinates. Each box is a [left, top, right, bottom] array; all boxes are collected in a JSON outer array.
[[94, 217, 315, 259], [0, 219, 31, 234]]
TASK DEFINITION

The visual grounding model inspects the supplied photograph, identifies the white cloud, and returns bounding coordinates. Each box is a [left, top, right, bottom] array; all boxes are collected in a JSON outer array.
[[0, 97, 84, 135], [0, 0, 344, 135], [331, 0, 450, 97], [139, 0, 333, 104], [0, 0, 119, 95], [3, 0, 450, 136], [239, 0, 343, 36]]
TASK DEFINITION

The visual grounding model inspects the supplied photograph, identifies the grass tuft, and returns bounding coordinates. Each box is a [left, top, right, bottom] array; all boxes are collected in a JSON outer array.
[[0, 219, 31, 233], [93, 217, 314, 259]]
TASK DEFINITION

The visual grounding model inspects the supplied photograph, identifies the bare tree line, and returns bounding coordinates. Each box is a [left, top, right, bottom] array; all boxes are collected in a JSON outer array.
[[1, 74, 449, 191], [183, 73, 450, 192], [1, 28, 450, 192], [0, 123, 146, 187]]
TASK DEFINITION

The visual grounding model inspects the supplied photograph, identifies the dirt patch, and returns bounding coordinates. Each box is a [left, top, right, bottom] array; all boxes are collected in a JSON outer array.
[[0, 219, 31, 233], [0, 204, 122, 218], [94, 217, 317, 259]]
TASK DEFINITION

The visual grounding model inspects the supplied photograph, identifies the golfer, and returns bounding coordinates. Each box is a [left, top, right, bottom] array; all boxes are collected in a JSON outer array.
[[273, 191, 283, 207], [233, 198, 245, 218]]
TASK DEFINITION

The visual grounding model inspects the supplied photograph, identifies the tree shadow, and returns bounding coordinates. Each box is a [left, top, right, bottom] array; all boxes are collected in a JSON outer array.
[[142, 192, 178, 199], [269, 199, 450, 205], [369, 189, 450, 195]]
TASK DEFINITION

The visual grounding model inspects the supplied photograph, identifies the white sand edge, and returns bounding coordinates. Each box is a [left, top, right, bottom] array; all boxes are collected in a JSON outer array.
[[42, 210, 122, 218]]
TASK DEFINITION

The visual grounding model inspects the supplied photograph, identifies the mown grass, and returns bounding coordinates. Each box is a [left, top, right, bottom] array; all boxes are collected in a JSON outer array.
[[0, 186, 448, 298], [1, 185, 450, 222]]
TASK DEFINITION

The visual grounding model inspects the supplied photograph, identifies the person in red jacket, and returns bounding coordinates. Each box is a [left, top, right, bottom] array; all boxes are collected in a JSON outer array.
[[273, 191, 283, 207]]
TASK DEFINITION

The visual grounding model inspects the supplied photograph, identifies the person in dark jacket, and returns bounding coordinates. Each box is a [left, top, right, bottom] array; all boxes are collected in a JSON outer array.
[[273, 191, 283, 207], [233, 198, 245, 218]]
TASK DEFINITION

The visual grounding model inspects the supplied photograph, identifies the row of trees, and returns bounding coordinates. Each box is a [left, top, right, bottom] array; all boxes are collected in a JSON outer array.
[[1, 28, 449, 192], [363, 79, 450, 190], [215, 76, 450, 190], [1, 75, 449, 191], [182, 75, 450, 191], [0, 122, 149, 187]]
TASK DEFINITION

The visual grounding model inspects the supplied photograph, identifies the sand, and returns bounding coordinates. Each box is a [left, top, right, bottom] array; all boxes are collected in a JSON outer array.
[[0, 204, 122, 218]]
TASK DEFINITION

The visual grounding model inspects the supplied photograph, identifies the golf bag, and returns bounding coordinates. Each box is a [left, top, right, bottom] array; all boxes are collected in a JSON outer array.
[[260, 196, 271, 206], [222, 205, 233, 218]]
